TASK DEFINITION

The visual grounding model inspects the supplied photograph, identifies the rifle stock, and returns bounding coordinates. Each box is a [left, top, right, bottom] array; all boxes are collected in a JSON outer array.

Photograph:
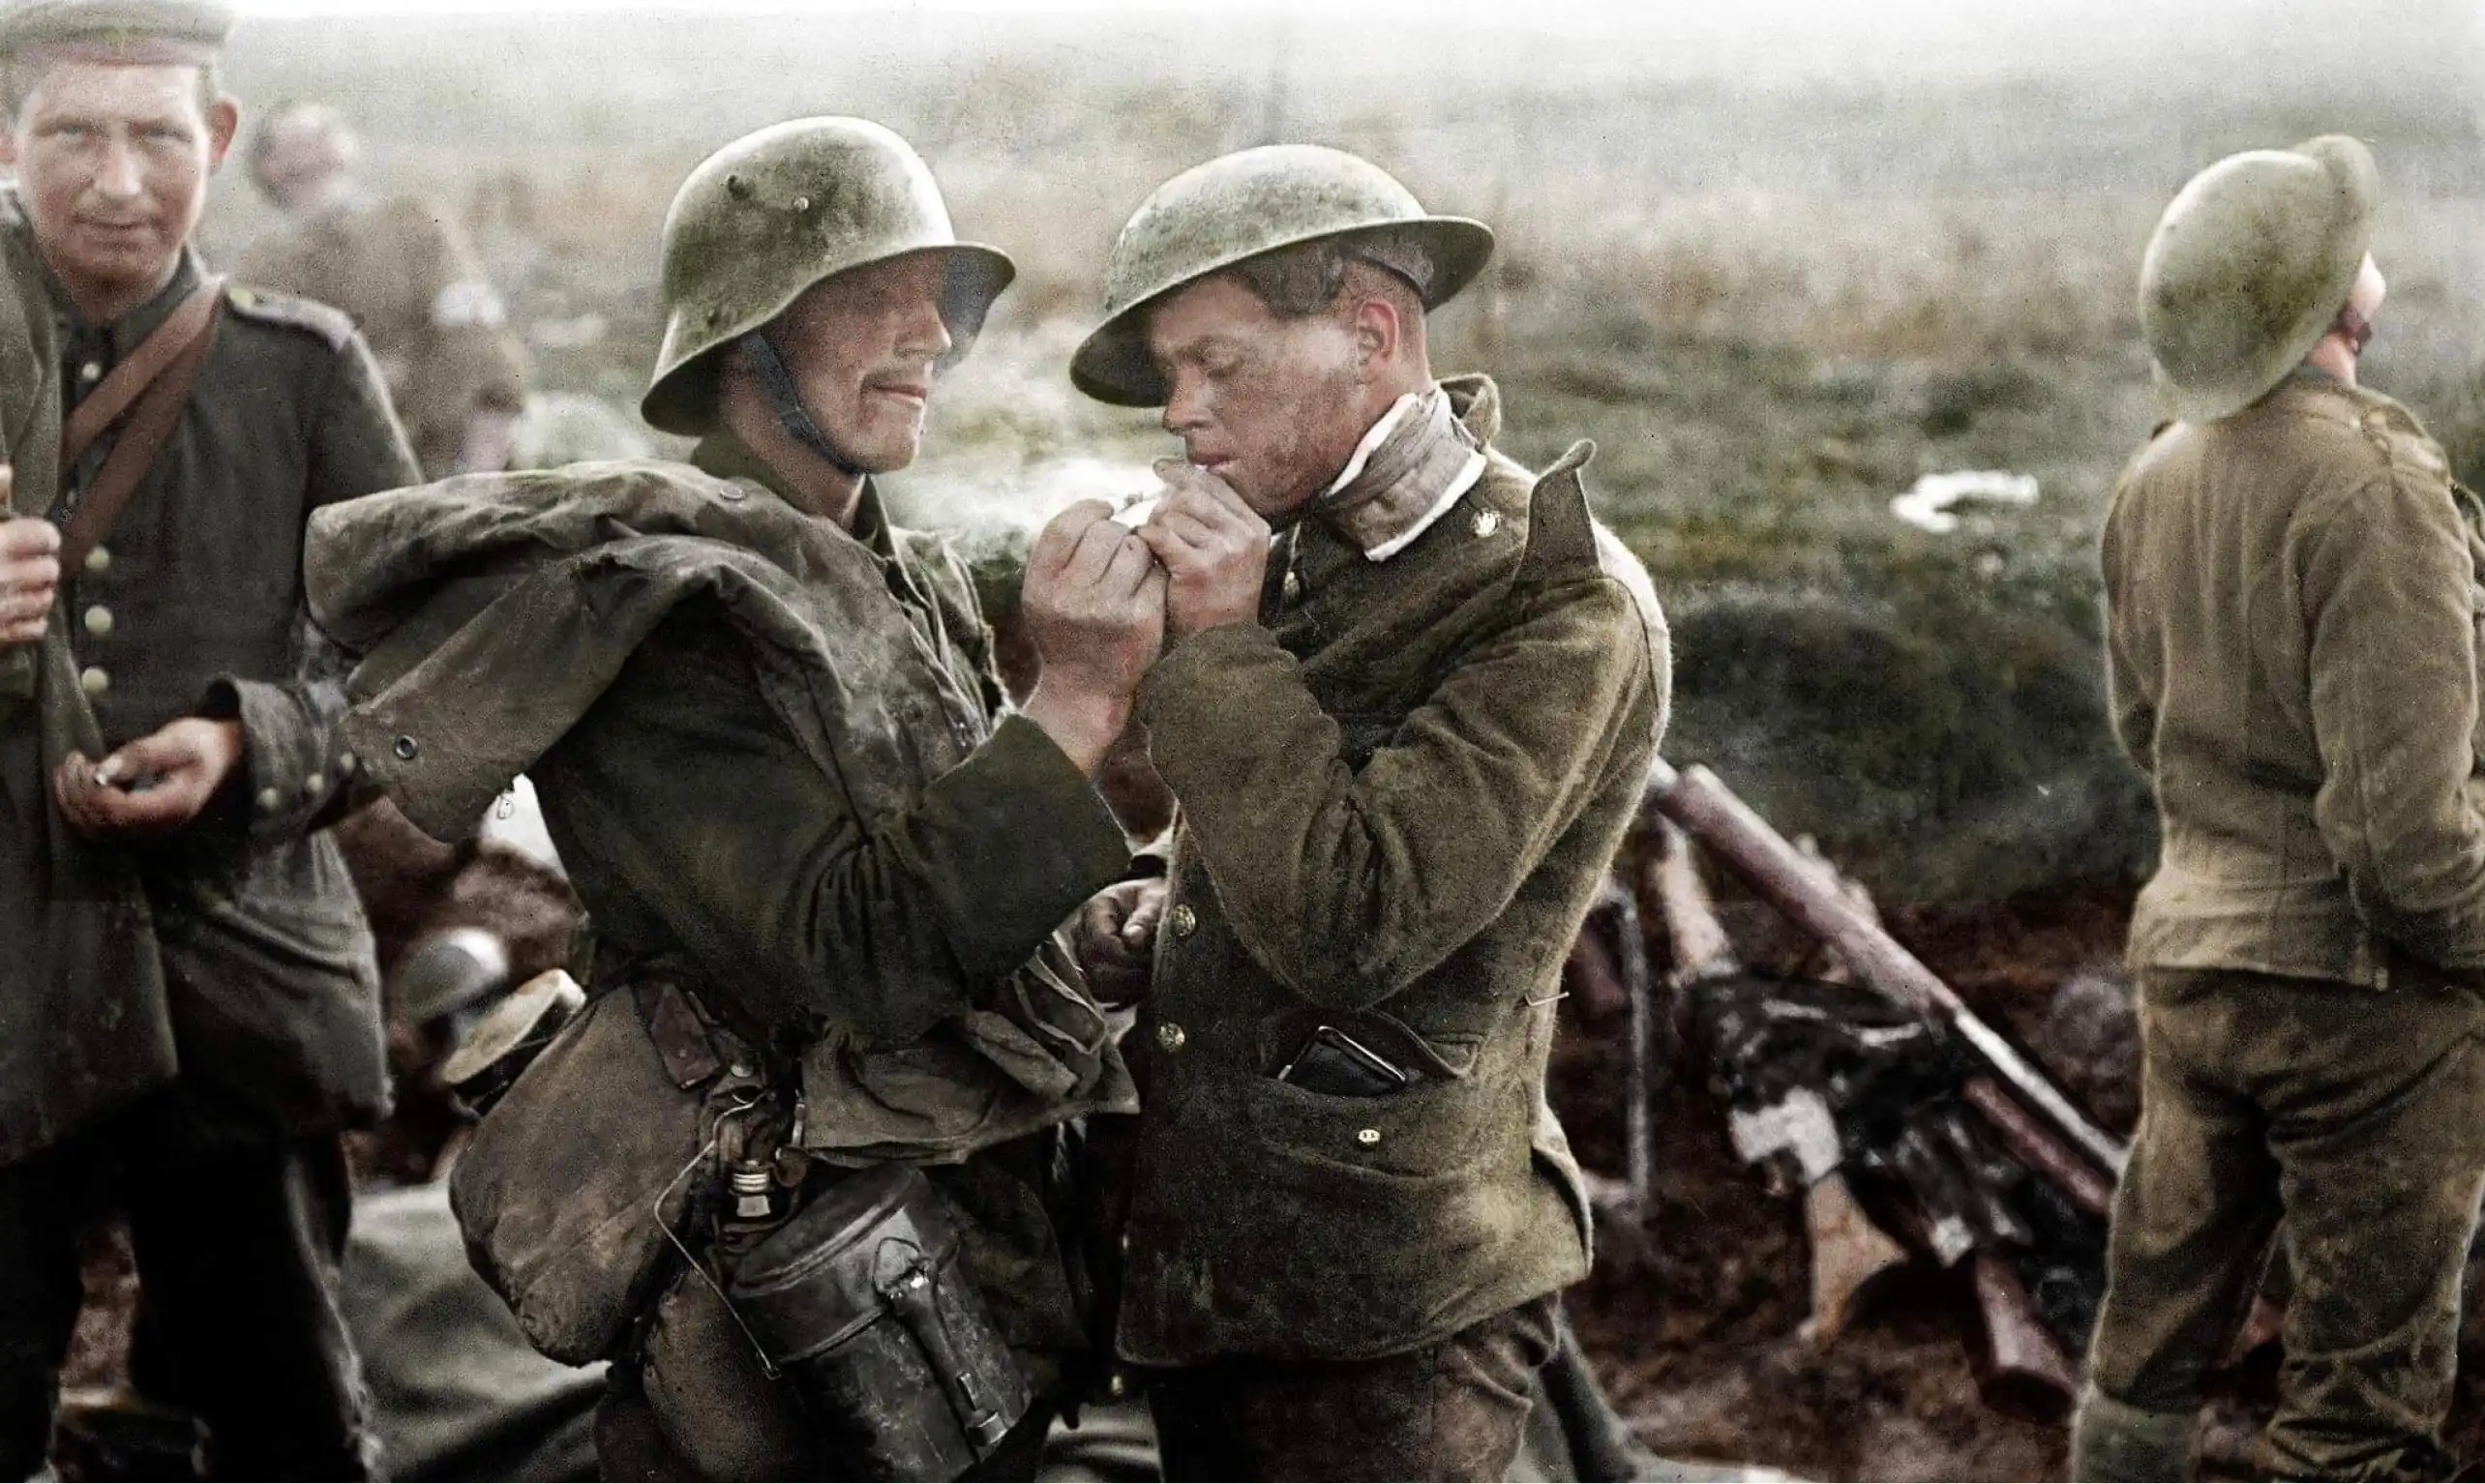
[[1969, 1249, 2079, 1415], [1800, 1172, 1908, 1343], [1655, 821, 1913, 1343]]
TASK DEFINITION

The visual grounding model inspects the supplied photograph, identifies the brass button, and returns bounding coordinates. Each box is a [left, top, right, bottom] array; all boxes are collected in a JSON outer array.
[[303, 771, 325, 796], [1154, 1022, 1186, 1054], [77, 666, 107, 697], [1471, 510, 1503, 539], [1169, 904, 1198, 939], [81, 606, 111, 638], [1281, 570, 1302, 603], [83, 546, 109, 575], [337, 751, 357, 776], [1356, 1127, 1382, 1147], [393, 735, 419, 760], [1106, 1371, 1129, 1400], [78, 361, 101, 383], [255, 787, 281, 814]]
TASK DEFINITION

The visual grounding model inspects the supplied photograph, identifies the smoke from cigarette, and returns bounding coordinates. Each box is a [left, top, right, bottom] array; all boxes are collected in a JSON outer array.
[[879, 318, 1167, 567]]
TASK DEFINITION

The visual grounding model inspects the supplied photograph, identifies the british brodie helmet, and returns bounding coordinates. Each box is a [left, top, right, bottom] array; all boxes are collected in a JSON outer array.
[[642, 117, 1014, 435], [2140, 134, 2378, 425], [1070, 144, 1495, 407]]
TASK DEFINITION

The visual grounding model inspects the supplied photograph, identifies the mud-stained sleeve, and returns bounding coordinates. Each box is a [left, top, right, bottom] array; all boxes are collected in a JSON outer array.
[[2300, 466, 2485, 968], [536, 608, 1129, 1044], [197, 332, 420, 843], [1138, 577, 1657, 1010]]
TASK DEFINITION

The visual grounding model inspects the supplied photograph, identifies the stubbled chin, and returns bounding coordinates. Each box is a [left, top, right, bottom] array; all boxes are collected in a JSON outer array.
[[60, 236, 168, 278]]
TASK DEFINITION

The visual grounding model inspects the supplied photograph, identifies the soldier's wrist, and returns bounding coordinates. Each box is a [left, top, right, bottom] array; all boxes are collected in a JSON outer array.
[[1020, 682, 1133, 778]]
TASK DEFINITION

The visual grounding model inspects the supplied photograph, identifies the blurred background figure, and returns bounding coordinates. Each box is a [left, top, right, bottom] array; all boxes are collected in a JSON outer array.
[[239, 101, 528, 476]]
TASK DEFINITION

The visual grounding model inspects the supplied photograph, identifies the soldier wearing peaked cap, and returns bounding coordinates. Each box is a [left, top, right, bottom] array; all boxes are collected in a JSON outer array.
[[2076, 135, 2485, 1481], [1074, 144, 1670, 1481], [0, 0, 424, 1476], [300, 117, 1169, 1480]]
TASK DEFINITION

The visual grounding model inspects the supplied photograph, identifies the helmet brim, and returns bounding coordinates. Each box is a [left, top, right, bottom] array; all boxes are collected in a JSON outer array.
[[642, 241, 1015, 436], [2147, 135, 2378, 425], [1068, 217, 1495, 408]]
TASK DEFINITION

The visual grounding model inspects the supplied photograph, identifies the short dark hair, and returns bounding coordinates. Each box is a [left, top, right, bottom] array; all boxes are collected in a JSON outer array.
[[1227, 233, 1434, 323], [1, 55, 222, 127]]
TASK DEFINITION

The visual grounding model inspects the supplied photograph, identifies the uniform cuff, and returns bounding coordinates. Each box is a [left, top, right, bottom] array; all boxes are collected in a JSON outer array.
[[1136, 623, 1282, 737], [913, 713, 1133, 979], [198, 675, 360, 841]]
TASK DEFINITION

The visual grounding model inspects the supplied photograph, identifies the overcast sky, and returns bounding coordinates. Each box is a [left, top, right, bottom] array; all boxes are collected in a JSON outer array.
[[223, 0, 2475, 86]]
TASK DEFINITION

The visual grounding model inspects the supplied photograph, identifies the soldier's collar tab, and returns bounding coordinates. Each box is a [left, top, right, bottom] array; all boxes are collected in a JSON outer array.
[[53, 241, 201, 353]]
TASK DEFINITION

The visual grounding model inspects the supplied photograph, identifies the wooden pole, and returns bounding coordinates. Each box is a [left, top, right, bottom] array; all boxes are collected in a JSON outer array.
[[1643, 758, 2128, 1178]]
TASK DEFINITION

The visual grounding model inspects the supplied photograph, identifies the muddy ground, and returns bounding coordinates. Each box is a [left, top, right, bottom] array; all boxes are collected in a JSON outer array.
[[1545, 861, 2137, 1482]]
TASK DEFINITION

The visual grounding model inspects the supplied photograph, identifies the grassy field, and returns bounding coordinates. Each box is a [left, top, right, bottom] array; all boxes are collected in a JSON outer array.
[[196, 1, 2485, 903]]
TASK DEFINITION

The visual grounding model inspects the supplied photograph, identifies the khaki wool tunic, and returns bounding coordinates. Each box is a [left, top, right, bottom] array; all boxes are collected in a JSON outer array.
[[2104, 369, 2485, 985], [1116, 377, 1667, 1366]]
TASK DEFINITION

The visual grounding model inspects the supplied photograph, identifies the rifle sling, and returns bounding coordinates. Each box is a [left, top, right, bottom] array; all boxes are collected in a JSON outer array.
[[56, 281, 225, 577], [60, 277, 224, 470]]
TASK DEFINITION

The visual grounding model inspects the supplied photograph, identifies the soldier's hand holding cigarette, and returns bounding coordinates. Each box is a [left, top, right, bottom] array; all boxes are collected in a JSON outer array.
[[53, 717, 246, 842], [1020, 499, 1167, 777], [1133, 459, 1269, 641]]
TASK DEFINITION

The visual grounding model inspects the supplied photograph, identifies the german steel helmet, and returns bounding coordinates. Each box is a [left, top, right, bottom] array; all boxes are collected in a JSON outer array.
[[642, 117, 1015, 435], [2140, 134, 2378, 424], [1070, 144, 1494, 407]]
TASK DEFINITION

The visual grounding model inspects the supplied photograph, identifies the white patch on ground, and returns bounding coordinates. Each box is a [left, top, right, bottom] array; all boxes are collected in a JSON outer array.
[[1890, 469, 2040, 533]]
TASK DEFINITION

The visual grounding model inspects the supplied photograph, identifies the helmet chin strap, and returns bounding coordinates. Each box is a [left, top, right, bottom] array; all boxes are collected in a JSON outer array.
[[738, 330, 866, 479]]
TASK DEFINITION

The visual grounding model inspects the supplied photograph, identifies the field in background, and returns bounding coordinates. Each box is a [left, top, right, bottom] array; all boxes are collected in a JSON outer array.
[[200, 1, 2485, 903]]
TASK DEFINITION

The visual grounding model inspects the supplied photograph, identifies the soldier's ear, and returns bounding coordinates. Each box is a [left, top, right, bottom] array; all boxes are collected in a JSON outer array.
[[204, 96, 239, 172], [1351, 296, 1400, 377]]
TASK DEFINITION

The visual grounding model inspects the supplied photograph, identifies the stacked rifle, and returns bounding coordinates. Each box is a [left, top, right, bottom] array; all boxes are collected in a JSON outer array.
[[1631, 761, 2127, 1415]]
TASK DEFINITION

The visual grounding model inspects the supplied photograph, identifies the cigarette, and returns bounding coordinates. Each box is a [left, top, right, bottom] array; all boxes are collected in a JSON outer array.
[[1109, 493, 1163, 529]]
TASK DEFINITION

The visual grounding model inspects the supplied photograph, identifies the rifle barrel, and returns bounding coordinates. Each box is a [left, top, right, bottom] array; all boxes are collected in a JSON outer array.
[[1644, 758, 2129, 1178]]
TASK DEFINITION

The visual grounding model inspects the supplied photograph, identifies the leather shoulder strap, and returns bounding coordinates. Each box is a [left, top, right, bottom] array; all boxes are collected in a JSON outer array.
[[60, 276, 224, 471], [56, 278, 225, 575]]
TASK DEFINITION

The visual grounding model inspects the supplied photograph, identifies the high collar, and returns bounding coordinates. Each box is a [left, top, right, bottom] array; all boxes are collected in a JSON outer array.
[[49, 242, 204, 362], [691, 426, 898, 561], [1311, 376, 1492, 562]]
